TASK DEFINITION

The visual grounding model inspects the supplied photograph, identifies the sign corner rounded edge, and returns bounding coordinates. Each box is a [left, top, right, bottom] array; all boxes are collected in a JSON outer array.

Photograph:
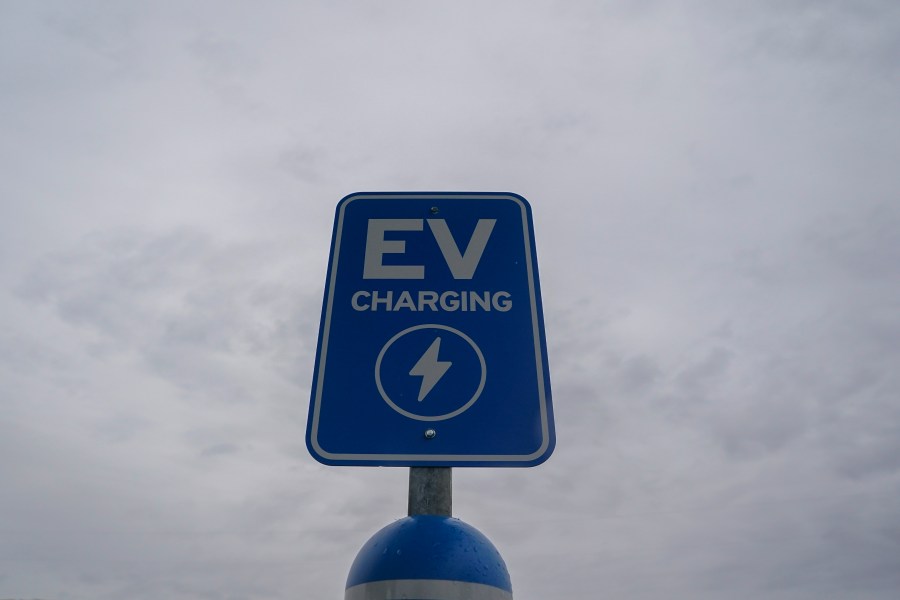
[[500, 191, 530, 202], [336, 191, 369, 210], [529, 433, 556, 467], [305, 426, 342, 466], [496, 191, 532, 210]]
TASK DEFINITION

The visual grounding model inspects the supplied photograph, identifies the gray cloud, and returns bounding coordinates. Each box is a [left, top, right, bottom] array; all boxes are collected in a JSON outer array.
[[2, 1, 899, 599], [16, 229, 317, 398]]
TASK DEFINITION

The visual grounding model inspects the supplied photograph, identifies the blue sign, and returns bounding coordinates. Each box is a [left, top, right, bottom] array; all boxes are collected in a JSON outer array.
[[306, 192, 554, 466]]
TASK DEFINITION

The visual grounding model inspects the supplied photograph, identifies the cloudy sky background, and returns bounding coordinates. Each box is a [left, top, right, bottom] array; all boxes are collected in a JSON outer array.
[[2, 1, 899, 599]]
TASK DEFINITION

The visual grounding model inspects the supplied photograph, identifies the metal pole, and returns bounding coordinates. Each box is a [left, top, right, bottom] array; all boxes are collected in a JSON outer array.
[[408, 467, 452, 516]]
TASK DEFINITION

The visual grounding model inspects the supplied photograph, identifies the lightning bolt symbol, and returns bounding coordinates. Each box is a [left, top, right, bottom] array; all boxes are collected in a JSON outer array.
[[409, 337, 452, 402]]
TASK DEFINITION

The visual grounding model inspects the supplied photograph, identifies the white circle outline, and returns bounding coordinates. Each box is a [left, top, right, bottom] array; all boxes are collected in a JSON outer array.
[[375, 324, 487, 422]]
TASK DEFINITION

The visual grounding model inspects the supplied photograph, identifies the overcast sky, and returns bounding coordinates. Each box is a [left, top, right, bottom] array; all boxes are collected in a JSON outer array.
[[2, 1, 900, 599]]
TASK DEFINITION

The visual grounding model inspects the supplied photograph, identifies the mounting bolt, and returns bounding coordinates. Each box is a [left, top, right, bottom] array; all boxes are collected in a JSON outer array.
[[430, 206, 439, 214], [424, 429, 437, 439]]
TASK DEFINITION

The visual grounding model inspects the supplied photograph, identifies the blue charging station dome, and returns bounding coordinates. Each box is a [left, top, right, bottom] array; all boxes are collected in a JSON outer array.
[[345, 515, 512, 600]]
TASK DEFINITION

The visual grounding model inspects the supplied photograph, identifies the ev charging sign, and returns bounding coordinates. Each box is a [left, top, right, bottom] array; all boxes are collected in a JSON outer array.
[[306, 192, 555, 467]]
